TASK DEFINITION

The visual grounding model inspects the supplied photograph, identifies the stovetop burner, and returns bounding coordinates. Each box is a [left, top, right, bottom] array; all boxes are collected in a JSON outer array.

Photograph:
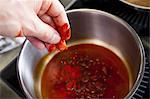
[[0, 0, 149, 98]]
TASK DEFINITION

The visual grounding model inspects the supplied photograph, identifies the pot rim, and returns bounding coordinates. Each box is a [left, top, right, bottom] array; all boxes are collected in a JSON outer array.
[[17, 9, 145, 98], [120, 0, 150, 10]]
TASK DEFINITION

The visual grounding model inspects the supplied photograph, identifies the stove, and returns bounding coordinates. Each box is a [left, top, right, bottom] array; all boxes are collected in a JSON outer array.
[[0, 0, 149, 98]]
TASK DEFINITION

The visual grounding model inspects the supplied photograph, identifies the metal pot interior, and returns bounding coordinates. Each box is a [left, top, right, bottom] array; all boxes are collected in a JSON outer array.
[[17, 9, 145, 98]]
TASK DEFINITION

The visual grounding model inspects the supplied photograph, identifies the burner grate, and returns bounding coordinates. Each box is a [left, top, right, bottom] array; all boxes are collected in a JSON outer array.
[[104, 2, 149, 36], [132, 48, 150, 98]]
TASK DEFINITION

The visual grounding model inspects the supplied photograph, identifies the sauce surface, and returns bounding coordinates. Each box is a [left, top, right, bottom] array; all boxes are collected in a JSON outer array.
[[41, 44, 129, 98]]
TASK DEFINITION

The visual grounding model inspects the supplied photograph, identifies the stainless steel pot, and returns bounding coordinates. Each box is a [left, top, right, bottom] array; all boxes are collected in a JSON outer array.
[[17, 9, 145, 98]]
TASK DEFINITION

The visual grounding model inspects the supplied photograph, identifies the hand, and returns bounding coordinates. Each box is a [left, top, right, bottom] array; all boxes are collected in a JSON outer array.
[[0, 0, 70, 49]]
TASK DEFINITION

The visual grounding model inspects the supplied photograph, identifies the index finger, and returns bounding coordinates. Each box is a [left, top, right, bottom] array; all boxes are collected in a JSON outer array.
[[46, 0, 71, 40], [47, 0, 69, 27]]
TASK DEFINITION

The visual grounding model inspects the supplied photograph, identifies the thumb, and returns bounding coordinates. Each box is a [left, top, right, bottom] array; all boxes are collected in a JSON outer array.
[[22, 12, 61, 44]]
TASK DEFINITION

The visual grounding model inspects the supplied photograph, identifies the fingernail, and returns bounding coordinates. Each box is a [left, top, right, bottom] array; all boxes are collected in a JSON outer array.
[[61, 23, 69, 32], [58, 23, 68, 34], [64, 28, 71, 40]]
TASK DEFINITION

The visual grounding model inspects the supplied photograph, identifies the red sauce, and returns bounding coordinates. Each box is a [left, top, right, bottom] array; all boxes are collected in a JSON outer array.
[[41, 44, 129, 98]]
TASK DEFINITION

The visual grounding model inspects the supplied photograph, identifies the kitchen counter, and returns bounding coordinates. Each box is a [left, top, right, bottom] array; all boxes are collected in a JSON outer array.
[[0, 47, 22, 71], [0, 46, 22, 98]]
